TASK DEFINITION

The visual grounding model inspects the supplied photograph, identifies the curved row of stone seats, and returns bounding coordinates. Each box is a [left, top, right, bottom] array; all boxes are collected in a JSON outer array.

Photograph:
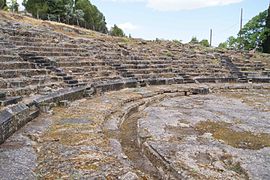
[[1, 26, 124, 86], [1, 20, 269, 90]]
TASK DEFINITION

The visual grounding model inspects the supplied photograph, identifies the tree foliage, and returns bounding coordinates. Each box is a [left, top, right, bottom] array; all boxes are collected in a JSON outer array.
[[109, 24, 125, 37], [238, 10, 267, 51], [218, 42, 228, 49], [23, 0, 107, 33], [221, 9, 269, 52], [75, 0, 107, 33], [199, 39, 210, 47], [9, 0, 19, 12], [189, 36, 199, 44], [262, 5, 270, 53], [0, 0, 7, 9]]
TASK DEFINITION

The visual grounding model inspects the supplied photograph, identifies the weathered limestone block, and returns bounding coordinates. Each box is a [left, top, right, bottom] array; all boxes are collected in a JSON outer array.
[[192, 87, 210, 95], [95, 81, 125, 93], [0, 79, 7, 88], [124, 79, 138, 88], [0, 103, 30, 144], [0, 92, 6, 99], [34, 86, 86, 106]]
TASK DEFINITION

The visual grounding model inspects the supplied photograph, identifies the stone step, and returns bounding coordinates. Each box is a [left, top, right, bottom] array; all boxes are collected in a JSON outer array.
[[57, 61, 106, 67], [0, 92, 6, 99], [63, 76, 73, 81], [0, 62, 35, 70], [0, 56, 22, 62], [0, 96, 22, 106], [56, 72, 67, 77], [0, 69, 49, 78], [22, 51, 90, 57], [18, 46, 87, 53], [11, 40, 79, 48], [64, 79, 78, 85]]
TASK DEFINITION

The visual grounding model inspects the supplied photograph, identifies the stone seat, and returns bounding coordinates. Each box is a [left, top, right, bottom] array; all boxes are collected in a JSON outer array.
[[57, 61, 106, 67], [10, 41, 79, 48], [0, 55, 23, 62], [63, 66, 112, 73], [0, 62, 35, 70], [17, 46, 87, 53], [0, 69, 50, 78], [25, 51, 90, 57], [0, 49, 18, 55], [0, 95, 22, 107], [125, 67, 174, 74], [52, 56, 97, 61], [125, 60, 172, 65], [80, 76, 123, 84], [132, 72, 179, 79], [117, 64, 170, 69], [0, 81, 62, 96], [1, 76, 54, 89], [8, 36, 55, 42]]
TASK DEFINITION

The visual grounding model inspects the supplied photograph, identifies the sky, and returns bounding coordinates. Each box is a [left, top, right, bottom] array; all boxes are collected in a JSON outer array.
[[15, 0, 269, 46]]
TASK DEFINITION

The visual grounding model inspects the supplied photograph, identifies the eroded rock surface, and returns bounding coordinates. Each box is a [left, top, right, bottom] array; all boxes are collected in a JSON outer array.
[[139, 90, 270, 179], [0, 84, 269, 179]]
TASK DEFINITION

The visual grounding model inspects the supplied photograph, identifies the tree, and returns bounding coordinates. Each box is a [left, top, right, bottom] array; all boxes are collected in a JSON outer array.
[[9, 0, 19, 12], [64, 3, 73, 24], [23, 0, 49, 19], [75, 0, 107, 33], [74, 9, 84, 26], [238, 10, 268, 51], [218, 42, 228, 49], [226, 36, 240, 49], [199, 39, 210, 47], [0, 0, 7, 9], [262, 4, 270, 53], [220, 8, 269, 53], [189, 36, 199, 44], [109, 25, 125, 37], [23, 0, 108, 33]]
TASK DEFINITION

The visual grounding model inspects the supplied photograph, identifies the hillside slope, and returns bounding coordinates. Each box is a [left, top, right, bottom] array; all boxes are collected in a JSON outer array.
[[0, 11, 270, 101]]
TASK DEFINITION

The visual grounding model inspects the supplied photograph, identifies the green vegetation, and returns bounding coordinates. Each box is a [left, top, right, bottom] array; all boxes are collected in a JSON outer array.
[[262, 5, 270, 53], [172, 39, 182, 44], [199, 39, 210, 47], [218, 42, 228, 49], [220, 7, 270, 53], [109, 24, 125, 37], [190, 37, 210, 47], [0, 0, 7, 9], [22, 0, 108, 33], [189, 36, 199, 44]]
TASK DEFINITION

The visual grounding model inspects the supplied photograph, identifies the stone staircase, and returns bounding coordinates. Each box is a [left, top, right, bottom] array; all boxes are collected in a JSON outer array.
[[0, 91, 22, 107], [19, 53, 82, 88]]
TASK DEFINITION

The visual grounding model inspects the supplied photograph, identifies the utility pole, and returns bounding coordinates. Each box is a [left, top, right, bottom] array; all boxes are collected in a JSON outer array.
[[240, 8, 243, 36], [209, 29, 213, 47], [239, 8, 243, 49]]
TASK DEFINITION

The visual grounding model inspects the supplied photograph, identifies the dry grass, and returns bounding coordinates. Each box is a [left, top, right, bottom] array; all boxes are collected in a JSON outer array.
[[0, 11, 131, 42], [195, 120, 270, 150]]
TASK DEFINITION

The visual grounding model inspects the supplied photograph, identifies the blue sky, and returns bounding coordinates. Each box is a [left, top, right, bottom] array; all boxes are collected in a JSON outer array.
[[15, 0, 269, 46], [91, 0, 269, 46]]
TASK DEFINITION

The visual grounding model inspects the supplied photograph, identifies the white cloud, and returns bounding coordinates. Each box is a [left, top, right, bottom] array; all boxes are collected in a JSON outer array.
[[103, 0, 243, 11], [147, 0, 243, 11], [118, 22, 139, 31]]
